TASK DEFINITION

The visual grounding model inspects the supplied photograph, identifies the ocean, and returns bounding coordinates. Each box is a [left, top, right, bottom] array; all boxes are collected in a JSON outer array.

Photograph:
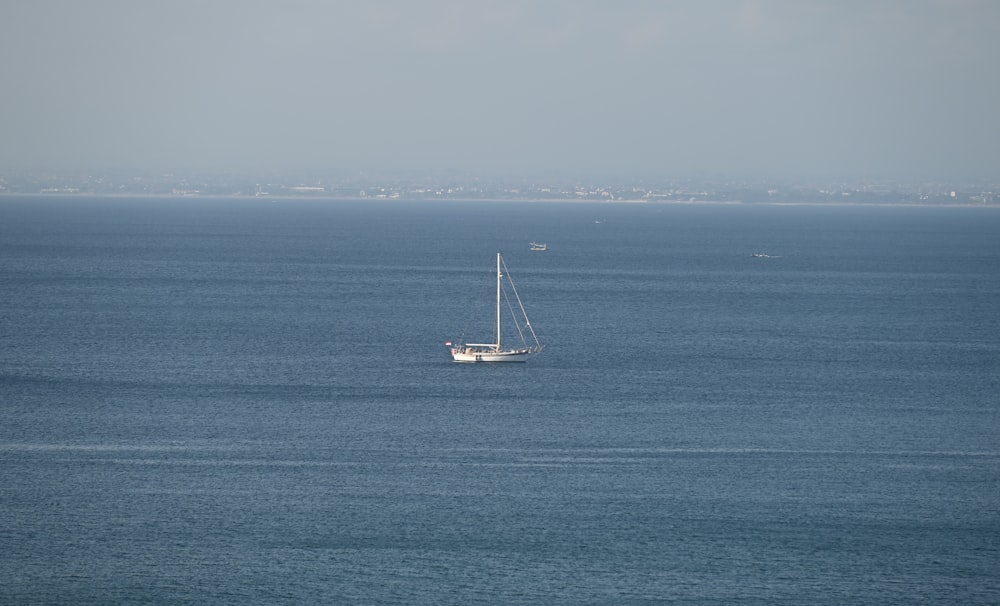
[[1, 196, 998, 604]]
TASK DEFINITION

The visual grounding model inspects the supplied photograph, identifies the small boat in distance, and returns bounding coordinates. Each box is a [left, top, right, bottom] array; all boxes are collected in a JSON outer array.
[[449, 253, 543, 362], [530, 242, 547, 251]]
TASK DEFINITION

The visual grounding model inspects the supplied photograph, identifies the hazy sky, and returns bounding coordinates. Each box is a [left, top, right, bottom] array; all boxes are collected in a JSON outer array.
[[2, 1, 998, 181]]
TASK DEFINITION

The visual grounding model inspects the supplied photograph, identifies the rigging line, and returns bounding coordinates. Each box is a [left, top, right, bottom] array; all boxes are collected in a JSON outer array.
[[500, 255, 541, 347], [501, 284, 529, 347]]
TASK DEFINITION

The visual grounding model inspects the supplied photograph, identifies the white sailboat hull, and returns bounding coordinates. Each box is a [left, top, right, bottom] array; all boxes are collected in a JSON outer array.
[[451, 347, 535, 363]]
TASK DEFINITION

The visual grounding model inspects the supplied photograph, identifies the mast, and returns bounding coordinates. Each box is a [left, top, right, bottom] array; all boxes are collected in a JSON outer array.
[[496, 252, 502, 351]]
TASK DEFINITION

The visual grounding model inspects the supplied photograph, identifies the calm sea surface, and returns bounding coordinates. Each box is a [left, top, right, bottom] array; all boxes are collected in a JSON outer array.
[[1, 197, 998, 604]]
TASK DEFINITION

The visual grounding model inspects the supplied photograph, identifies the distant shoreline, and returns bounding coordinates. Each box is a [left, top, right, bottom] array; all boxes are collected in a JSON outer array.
[[0, 191, 996, 208]]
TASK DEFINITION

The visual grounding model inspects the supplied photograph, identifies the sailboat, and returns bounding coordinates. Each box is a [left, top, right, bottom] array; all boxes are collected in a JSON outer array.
[[449, 253, 543, 362]]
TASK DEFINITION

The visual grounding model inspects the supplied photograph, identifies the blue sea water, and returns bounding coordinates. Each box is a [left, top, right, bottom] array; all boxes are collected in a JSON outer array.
[[1, 196, 998, 604]]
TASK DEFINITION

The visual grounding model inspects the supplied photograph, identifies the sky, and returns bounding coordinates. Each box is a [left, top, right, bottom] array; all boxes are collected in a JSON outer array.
[[1, 1, 998, 182]]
